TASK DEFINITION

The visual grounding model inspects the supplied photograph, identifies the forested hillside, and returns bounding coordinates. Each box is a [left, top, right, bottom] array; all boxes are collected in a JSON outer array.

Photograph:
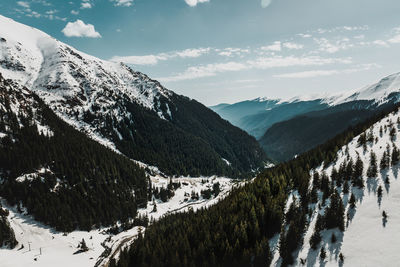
[[0, 74, 148, 232], [114, 100, 399, 267], [97, 92, 266, 178]]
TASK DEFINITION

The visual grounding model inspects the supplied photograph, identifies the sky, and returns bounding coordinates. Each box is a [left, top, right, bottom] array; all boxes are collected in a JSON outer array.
[[1, 0, 400, 106]]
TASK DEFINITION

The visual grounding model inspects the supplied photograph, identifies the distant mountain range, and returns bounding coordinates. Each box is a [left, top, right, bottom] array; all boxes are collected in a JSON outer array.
[[211, 73, 400, 161]]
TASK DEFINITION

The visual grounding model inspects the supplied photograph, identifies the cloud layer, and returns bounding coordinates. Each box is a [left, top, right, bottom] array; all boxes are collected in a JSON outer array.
[[160, 56, 352, 82], [111, 48, 211, 65]]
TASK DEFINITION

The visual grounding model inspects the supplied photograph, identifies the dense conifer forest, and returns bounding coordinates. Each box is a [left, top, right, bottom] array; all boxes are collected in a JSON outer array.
[[0, 203, 17, 249]]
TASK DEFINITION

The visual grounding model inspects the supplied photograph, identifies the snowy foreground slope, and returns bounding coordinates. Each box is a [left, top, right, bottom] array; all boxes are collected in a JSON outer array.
[[271, 108, 400, 266], [1, 175, 236, 267]]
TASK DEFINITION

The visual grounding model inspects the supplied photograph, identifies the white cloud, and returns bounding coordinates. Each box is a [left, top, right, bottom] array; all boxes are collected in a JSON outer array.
[[388, 28, 400, 44], [174, 48, 211, 58], [373, 40, 389, 47], [298, 33, 312, 38], [80, 2, 92, 9], [247, 56, 351, 69], [261, 0, 272, 8], [185, 0, 209, 7], [26, 11, 41, 18], [354, 34, 365, 40], [160, 55, 352, 82], [111, 0, 134, 7], [388, 35, 400, 44], [261, 41, 281, 52], [274, 64, 378, 79], [314, 26, 369, 35], [314, 37, 354, 53], [71, 10, 79, 15], [17, 1, 30, 8], [282, 42, 304, 50], [160, 62, 247, 82], [62, 20, 101, 38], [218, 47, 250, 57], [111, 48, 211, 65], [32, 0, 51, 6], [274, 70, 340, 78], [111, 55, 163, 65]]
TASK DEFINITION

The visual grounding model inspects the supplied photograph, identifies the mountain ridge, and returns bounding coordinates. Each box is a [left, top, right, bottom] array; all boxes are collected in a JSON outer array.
[[211, 72, 400, 162]]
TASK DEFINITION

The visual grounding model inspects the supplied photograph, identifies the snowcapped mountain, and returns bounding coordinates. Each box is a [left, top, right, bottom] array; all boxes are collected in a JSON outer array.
[[0, 15, 266, 177], [0, 14, 172, 147]]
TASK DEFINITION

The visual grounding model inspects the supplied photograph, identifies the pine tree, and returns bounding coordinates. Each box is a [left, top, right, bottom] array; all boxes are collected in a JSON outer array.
[[339, 253, 345, 263], [325, 191, 345, 231], [367, 128, 374, 142], [349, 193, 356, 209], [382, 210, 388, 219], [380, 147, 391, 170], [310, 229, 321, 250], [80, 238, 88, 251], [391, 145, 400, 165], [357, 133, 367, 147], [320, 247, 326, 261], [313, 172, 320, 189], [367, 152, 378, 178], [377, 185, 383, 198], [354, 155, 364, 178], [152, 200, 157, 213], [343, 181, 349, 194], [315, 214, 324, 232], [331, 233, 337, 243], [390, 127, 396, 141]]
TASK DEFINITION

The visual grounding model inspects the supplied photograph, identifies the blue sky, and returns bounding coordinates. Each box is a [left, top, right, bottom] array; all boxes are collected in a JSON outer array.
[[1, 0, 400, 105]]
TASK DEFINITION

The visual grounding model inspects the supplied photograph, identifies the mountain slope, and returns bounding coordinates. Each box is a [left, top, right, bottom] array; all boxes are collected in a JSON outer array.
[[0, 15, 266, 177]]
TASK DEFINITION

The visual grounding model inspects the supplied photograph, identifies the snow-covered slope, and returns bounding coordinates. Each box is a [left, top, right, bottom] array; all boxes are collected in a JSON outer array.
[[326, 72, 400, 106], [0, 14, 172, 150], [270, 106, 400, 266]]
